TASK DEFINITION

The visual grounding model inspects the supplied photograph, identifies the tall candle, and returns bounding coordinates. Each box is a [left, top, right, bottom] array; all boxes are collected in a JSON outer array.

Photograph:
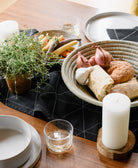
[[102, 93, 130, 149]]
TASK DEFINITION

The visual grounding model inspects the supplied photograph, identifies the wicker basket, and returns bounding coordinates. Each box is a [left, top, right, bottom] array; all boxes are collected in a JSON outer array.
[[61, 40, 138, 107]]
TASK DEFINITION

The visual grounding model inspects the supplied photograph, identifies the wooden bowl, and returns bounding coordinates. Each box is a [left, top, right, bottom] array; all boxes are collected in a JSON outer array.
[[61, 40, 138, 107]]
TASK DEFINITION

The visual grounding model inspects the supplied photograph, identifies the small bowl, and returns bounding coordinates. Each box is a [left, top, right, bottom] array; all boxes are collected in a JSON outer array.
[[61, 40, 138, 107], [0, 115, 32, 168], [35, 30, 80, 39], [44, 119, 73, 153]]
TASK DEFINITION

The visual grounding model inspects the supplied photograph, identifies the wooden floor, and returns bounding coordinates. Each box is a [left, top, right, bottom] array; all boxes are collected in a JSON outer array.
[[0, 0, 17, 13]]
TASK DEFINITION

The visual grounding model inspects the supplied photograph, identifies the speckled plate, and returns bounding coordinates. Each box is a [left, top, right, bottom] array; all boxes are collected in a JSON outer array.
[[61, 40, 138, 107], [85, 12, 138, 41]]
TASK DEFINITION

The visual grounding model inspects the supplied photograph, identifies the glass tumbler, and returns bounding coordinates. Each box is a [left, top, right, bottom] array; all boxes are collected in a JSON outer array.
[[44, 119, 73, 153], [58, 16, 80, 36]]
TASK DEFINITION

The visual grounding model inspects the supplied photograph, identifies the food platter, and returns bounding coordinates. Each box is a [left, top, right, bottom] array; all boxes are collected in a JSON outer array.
[[85, 12, 138, 41], [35, 29, 81, 47], [34, 30, 81, 61], [61, 40, 138, 107], [35, 30, 80, 40]]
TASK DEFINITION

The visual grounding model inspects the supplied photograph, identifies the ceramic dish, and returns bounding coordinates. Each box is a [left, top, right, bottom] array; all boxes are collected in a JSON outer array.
[[21, 124, 41, 168], [34, 30, 81, 63], [0, 115, 32, 168], [61, 40, 138, 107], [85, 12, 138, 41], [35, 29, 80, 39], [35, 29, 81, 46], [34, 30, 81, 62]]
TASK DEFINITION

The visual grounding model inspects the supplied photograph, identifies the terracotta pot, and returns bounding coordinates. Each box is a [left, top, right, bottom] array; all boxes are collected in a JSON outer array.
[[6, 76, 32, 94]]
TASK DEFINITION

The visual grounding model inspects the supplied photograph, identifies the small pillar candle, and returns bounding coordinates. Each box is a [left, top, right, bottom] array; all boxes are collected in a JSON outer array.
[[0, 20, 19, 43], [102, 93, 130, 149]]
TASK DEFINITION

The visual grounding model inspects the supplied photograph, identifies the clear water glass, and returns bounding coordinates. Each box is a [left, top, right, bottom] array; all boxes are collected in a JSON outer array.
[[58, 16, 80, 36], [44, 119, 73, 153]]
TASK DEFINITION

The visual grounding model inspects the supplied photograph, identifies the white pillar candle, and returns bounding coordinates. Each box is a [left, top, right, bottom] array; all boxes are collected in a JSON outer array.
[[102, 93, 130, 149], [0, 20, 19, 43]]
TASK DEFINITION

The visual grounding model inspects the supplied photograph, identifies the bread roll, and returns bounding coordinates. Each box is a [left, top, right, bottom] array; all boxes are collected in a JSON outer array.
[[107, 60, 135, 84], [87, 65, 114, 101], [110, 78, 138, 99]]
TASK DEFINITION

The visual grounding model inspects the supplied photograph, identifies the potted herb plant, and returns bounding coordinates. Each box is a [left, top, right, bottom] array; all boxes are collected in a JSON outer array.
[[0, 31, 59, 94]]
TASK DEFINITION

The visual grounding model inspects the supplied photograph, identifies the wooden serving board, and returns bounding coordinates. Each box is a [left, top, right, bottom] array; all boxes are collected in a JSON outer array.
[[97, 128, 136, 160]]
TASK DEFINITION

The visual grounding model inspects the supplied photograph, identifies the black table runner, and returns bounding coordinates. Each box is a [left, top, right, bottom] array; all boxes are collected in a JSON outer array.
[[107, 26, 138, 42], [0, 29, 137, 152]]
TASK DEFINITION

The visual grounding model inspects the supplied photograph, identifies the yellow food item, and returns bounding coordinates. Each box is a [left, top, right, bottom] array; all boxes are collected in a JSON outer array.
[[53, 40, 77, 56], [131, 0, 138, 16], [42, 35, 64, 51], [110, 78, 138, 99]]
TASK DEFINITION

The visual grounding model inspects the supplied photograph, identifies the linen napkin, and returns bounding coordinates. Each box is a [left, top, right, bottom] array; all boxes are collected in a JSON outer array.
[[107, 26, 138, 41]]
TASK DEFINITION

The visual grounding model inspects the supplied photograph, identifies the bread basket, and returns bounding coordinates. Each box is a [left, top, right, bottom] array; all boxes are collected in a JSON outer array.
[[61, 40, 138, 107]]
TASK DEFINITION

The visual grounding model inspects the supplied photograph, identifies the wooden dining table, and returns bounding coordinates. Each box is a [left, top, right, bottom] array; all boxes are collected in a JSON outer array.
[[0, 0, 138, 167]]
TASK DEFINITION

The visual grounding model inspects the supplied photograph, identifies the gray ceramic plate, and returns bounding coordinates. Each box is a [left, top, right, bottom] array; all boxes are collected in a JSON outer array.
[[85, 12, 138, 41]]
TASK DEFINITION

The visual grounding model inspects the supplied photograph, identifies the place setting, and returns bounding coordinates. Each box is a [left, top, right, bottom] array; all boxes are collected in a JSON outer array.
[[61, 12, 138, 158], [0, 7, 138, 168], [61, 11, 138, 154]]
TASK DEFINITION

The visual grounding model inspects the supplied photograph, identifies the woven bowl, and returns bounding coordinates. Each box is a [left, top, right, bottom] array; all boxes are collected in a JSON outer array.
[[61, 40, 138, 107]]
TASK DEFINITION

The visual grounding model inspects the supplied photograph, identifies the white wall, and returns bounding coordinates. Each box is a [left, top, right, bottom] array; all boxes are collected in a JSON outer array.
[[67, 0, 133, 13]]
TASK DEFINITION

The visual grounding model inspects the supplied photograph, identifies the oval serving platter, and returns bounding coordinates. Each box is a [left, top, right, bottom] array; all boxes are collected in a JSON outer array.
[[34, 29, 81, 46]]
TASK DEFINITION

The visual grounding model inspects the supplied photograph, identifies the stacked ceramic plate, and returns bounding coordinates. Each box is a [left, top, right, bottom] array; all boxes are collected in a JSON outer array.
[[61, 40, 138, 107], [0, 115, 41, 168]]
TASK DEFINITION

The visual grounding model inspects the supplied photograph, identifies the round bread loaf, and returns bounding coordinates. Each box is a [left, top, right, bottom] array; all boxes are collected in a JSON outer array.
[[107, 60, 135, 84]]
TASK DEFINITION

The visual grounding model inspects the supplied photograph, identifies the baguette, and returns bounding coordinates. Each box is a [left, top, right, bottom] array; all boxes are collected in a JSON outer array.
[[87, 65, 114, 101]]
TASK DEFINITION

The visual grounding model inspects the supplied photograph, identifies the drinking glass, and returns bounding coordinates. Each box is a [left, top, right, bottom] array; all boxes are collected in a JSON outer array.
[[44, 119, 73, 153], [58, 16, 80, 36]]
